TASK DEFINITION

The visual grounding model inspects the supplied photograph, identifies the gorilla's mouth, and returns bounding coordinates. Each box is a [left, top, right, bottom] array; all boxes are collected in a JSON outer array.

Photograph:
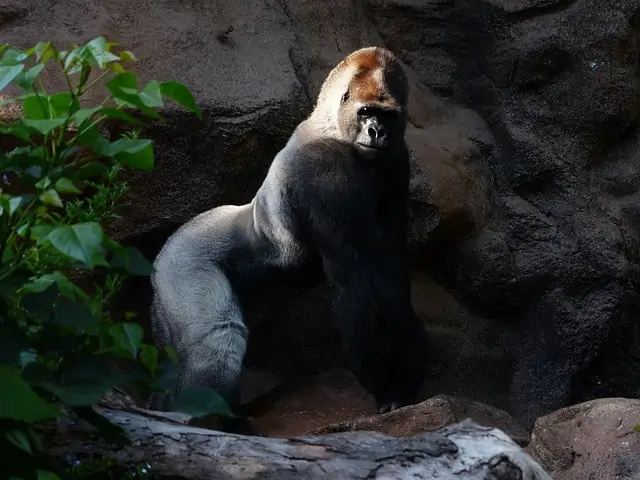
[[357, 142, 383, 151]]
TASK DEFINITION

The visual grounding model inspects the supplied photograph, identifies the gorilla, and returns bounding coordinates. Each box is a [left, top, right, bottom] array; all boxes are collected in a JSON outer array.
[[150, 46, 428, 434]]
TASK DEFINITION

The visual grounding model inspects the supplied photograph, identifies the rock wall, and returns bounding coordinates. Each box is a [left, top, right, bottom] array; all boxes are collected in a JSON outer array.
[[2, 0, 639, 428]]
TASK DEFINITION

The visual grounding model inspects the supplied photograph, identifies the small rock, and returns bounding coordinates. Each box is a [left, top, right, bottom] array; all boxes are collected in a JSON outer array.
[[310, 393, 530, 446]]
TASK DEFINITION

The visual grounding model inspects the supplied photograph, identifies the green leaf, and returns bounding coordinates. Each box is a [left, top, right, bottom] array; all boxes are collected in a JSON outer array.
[[19, 350, 38, 369], [15, 63, 45, 90], [76, 125, 110, 156], [39, 188, 63, 207], [0, 121, 32, 142], [108, 62, 126, 74], [47, 92, 74, 117], [170, 386, 233, 418], [40, 382, 104, 406], [73, 106, 100, 128], [140, 81, 163, 108], [52, 297, 97, 329], [34, 42, 52, 62], [22, 271, 83, 301], [22, 93, 49, 119], [140, 344, 158, 378], [77, 161, 108, 180], [9, 196, 26, 215], [0, 195, 26, 217], [22, 117, 67, 135], [105, 72, 162, 120], [54, 177, 82, 194], [76, 37, 120, 69], [5, 428, 32, 453], [35, 176, 51, 189], [160, 80, 202, 119], [74, 106, 146, 130], [47, 222, 108, 269], [110, 245, 154, 275], [98, 107, 146, 126], [106, 138, 154, 170], [106, 322, 144, 359], [37, 471, 62, 480], [29, 225, 54, 243], [106, 70, 137, 90], [0, 366, 60, 422], [0, 48, 28, 66], [120, 50, 137, 63], [0, 64, 24, 91], [64, 39, 121, 75], [77, 62, 92, 91]]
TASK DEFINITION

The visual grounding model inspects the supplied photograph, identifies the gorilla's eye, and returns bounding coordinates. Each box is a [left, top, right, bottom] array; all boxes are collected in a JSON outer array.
[[341, 91, 350, 104]]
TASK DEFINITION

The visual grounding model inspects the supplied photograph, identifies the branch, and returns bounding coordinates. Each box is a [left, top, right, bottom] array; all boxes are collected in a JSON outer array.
[[48, 407, 552, 479]]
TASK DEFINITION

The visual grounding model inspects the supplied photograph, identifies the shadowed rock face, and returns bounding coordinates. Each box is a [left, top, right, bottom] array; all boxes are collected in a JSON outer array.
[[2, 0, 639, 429]]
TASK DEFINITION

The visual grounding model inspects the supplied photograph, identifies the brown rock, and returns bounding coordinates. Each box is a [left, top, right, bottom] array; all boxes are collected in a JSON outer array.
[[406, 115, 493, 248], [310, 391, 530, 447], [0, 0, 309, 239], [527, 397, 640, 479]]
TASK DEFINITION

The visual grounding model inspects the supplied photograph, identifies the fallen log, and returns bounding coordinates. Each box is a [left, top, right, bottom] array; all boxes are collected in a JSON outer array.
[[47, 406, 552, 479]]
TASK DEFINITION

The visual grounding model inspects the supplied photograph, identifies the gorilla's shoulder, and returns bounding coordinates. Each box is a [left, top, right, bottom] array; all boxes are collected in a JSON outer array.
[[279, 134, 354, 172]]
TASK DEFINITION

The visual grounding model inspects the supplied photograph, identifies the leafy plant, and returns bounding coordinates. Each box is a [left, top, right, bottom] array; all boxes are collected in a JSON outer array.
[[0, 37, 229, 480]]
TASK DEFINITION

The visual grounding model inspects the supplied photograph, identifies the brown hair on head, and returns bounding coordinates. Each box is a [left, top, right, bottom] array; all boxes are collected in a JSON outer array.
[[342, 46, 387, 71], [341, 47, 407, 102], [311, 46, 408, 133]]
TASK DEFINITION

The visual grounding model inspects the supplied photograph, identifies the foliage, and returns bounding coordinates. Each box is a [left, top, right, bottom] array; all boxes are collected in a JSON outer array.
[[63, 458, 155, 480], [0, 37, 230, 480]]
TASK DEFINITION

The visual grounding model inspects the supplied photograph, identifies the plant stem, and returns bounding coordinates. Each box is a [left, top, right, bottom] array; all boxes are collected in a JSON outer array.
[[79, 70, 110, 96]]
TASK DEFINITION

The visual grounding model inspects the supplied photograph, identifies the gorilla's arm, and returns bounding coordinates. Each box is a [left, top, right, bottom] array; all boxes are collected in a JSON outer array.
[[304, 164, 427, 410], [377, 146, 411, 259]]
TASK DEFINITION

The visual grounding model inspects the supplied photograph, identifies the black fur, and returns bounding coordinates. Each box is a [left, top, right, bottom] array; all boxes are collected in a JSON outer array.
[[150, 47, 428, 434]]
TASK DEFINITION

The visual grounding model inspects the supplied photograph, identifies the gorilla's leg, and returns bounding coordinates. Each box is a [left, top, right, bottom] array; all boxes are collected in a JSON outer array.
[[177, 301, 255, 434], [151, 264, 258, 433]]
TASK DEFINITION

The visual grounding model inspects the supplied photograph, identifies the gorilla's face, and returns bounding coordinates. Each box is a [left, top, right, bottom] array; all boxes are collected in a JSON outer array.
[[337, 67, 408, 158]]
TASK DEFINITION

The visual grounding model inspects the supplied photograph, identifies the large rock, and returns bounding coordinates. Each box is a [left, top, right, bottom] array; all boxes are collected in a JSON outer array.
[[2, 0, 640, 430], [527, 398, 640, 479], [0, 0, 309, 235], [369, 0, 640, 426]]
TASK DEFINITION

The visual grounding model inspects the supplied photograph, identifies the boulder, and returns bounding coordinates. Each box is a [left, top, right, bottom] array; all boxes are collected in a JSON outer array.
[[527, 397, 640, 479], [371, 0, 640, 427]]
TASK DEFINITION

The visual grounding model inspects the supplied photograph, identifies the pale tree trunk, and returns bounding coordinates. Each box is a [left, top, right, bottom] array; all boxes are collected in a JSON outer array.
[[48, 406, 552, 479]]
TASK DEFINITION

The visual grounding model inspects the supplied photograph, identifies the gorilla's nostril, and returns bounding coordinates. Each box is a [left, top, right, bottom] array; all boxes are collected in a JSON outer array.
[[368, 127, 377, 138]]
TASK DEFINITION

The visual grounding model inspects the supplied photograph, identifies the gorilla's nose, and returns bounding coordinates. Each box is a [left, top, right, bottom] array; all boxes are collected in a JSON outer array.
[[367, 121, 386, 141]]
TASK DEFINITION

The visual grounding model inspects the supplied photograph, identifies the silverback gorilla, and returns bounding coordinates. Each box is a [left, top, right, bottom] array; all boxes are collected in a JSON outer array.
[[150, 46, 428, 434]]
